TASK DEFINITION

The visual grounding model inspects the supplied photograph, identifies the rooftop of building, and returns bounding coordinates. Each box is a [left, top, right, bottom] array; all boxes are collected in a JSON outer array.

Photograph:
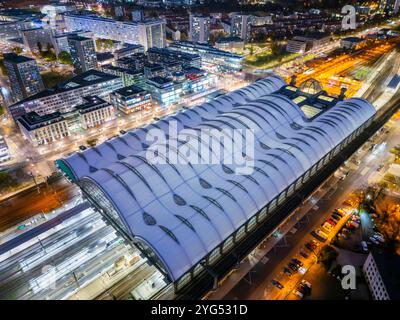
[[58, 75, 376, 282], [342, 36, 365, 43], [3, 53, 35, 64], [216, 36, 244, 44], [96, 52, 114, 62], [112, 85, 147, 97], [18, 111, 63, 130], [68, 35, 93, 42], [11, 70, 120, 106], [146, 76, 173, 86], [75, 96, 110, 113]]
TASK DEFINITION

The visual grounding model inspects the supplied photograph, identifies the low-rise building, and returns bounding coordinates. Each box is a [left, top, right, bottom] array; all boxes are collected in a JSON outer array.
[[340, 37, 366, 50], [215, 36, 245, 53], [145, 76, 182, 106], [114, 44, 144, 60], [144, 63, 167, 79], [363, 250, 400, 300], [110, 85, 152, 115], [75, 96, 115, 129], [17, 111, 70, 146], [286, 39, 307, 53], [9, 70, 123, 121], [115, 54, 146, 71], [100, 65, 145, 88]]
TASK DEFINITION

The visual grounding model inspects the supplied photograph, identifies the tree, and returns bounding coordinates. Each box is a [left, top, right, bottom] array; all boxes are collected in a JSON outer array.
[[58, 51, 73, 65]]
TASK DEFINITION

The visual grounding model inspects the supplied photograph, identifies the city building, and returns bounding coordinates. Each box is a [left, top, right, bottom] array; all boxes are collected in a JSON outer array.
[[64, 12, 166, 51], [215, 36, 245, 53], [9, 70, 122, 121], [68, 35, 98, 74], [363, 250, 400, 300], [0, 135, 11, 162], [21, 27, 56, 54], [230, 13, 251, 41], [17, 95, 116, 146], [340, 37, 366, 50], [189, 14, 210, 43], [0, 20, 32, 40], [75, 96, 115, 130], [52, 30, 93, 55], [3, 53, 45, 103], [144, 63, 167, 79], [110, 85, 153, 115], [40, 3, 75, 29], [147, 47, 202, 69], [114, 44, 144, 60], [286, 39, 307, 53], [291, 33, 331, 52], [57, 75, 375, 297], [17, 111, 70, 146], [169, 41, 244, 72], [100, 65, 145, 88], [115, 54, 146, 71], [145, 76, 182, 106]]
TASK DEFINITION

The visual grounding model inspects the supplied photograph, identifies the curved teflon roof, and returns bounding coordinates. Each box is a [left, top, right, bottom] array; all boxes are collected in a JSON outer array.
[[59, 76, 376, 281]]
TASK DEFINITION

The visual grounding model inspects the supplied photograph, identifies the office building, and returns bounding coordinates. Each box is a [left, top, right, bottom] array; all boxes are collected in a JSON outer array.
[[100, 64, 145, 88], [189, 14, 210, 43], [75, 96, 115, 130], [17, 111, 70, 146], [115, 54, 146, 71], [3, 53, 45, 103], [58, 75, 375, 298], [9, 70, 122, 121], [145, 76, 182, 106], [0, 20, 32, 40], [169, 41, 244, 72], [363, 251, 400, 300], [68, 35, 97, 74], [64, 12, 166, 51], [144, 63, 167, 79], [110, 85, 152, 115], [147, 47, 201, 69]]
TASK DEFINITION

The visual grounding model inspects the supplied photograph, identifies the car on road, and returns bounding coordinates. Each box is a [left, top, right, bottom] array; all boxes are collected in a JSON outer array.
[[361, 241, 369, 252], [373, 234, 385, 243], [331, 214, 341, 221], [271, 280, 284, 289], [369, 236, 380, 245]]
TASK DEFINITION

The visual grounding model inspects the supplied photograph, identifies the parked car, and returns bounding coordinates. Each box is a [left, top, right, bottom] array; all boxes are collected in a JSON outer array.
[[299, 283, 311, 295], [293, 289, 304, 299], [373, 234, 385, 243], [271, 280, 284, 289], [361, 241, 369, 252], [369, 236, 380, 245], [338, 233, 349, 240], [291, 258, 303, 267], [331, 214, 341, 221], [288, 262, 299, 272], [326, 219, 337, 226], [312, 229, 328, 241], [300, 248, 310, 259], [283, 267, 292, 276], [333, 209, 344, 218], [301, 279, 312, 290]]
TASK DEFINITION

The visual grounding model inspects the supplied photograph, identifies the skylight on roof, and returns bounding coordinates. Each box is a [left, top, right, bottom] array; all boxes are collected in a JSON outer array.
[[64, 82, 80, 88], [293, 95, 307, 104], [318, 95, 334, 102], [300, 104, 322, 118], [83, 74, 101, 82]]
